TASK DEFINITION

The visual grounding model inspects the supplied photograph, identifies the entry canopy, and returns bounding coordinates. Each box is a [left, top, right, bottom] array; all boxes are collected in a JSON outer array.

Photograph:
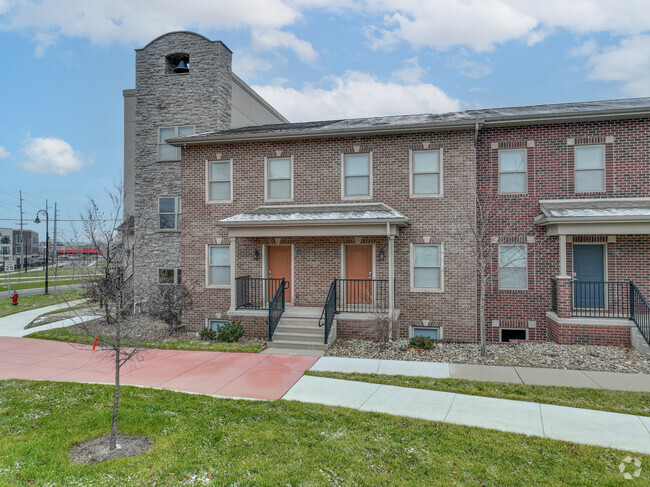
[[218, 203, 410, 237], [536, 198, 650, 235]]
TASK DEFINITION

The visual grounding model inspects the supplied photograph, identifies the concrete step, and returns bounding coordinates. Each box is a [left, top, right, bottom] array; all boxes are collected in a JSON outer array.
[[266, 339, 329, 351], [261, 347, 324, 357], [278, 317, 322, 326], [275, 325, 324, 335], [272, 331, 325, 343]]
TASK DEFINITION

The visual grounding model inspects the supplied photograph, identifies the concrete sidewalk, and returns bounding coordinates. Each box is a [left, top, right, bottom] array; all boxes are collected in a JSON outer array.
[[309, 356, 650, 392], [0, 300, 89, 337], [283, 375, 650, 455]]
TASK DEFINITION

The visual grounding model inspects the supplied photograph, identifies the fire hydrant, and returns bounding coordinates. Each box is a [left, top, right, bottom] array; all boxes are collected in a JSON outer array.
[[11, 291, 18, 306]]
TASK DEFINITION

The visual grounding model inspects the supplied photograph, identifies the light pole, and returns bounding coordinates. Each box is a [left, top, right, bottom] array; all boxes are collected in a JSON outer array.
[[34, 209, 49, 294]]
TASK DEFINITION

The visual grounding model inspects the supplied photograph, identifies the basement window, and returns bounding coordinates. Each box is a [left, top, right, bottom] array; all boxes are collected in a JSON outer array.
[[500, 328, 528, 342], [412, 327, 439, 340], [208, 320, 228, 331]]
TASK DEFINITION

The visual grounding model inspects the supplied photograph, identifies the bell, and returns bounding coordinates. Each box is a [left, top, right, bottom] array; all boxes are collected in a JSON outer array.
[[174, 59, 189, 73]]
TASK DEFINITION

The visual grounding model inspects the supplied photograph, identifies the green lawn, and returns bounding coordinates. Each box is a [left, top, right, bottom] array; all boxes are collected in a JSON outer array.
[[0, 380, 646, 486], [306, 371, 650, 417], [27, 325, 263, 353], [0, 290, 84, 318], [0, 279, 85, 292]]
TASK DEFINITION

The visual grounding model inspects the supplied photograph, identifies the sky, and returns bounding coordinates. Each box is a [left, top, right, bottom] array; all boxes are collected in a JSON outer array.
[[1, 0, 650, 241]]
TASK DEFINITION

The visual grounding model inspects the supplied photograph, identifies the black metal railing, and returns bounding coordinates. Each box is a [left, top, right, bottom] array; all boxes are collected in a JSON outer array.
[[550, 278, 558, 313], [631, 283, 650, 345], [268, 278, 286, 341], [571, 281, 630, 318], [236, 276, 286, 310], [318, 280, 337, 345], [336, 278, 389, 313]]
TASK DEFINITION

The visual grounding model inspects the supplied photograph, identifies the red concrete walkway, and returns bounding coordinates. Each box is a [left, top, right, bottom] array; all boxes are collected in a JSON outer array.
[[0, 337, 318, 400]]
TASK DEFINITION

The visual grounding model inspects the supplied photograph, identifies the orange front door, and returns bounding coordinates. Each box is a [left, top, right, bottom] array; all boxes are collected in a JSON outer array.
[[268, 246, 292, 302], [346, 245, 372, 304]]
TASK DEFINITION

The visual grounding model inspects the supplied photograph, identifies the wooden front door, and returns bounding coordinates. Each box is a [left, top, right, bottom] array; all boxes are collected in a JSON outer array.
[[268, 246, 291, 302], [346, 245, 372, 304]]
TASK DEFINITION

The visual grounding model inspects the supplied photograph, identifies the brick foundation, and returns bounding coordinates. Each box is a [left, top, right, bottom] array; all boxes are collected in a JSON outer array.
[[546, 316, 632, 346]]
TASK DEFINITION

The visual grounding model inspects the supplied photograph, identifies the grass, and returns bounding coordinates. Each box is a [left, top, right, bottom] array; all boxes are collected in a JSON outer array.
[[0, 289, 85, 318], [0, 381, 646, 486], [27, 325, 263, 353], [0, 279, 85, 292], [306, 371, 650, 417]]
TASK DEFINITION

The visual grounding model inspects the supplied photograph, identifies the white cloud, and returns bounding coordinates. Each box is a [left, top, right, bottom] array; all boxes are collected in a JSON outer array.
[[570, 39, 599, 57], [18, 137, 89, 175], [582, 35, 650, 96], [32, 31, 57, 57], [0, 146, 9, 159], [252, 71, 460, 121], [391, 56, 425, 83], [446, 50, 492, 79], [251, 28, 317, 63], [232, 50, 276, 80]]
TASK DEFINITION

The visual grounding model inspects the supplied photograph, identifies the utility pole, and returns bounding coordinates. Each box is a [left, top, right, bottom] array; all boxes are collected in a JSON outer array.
[[53, 202, 57, 266], [18, 191, 25, 274]]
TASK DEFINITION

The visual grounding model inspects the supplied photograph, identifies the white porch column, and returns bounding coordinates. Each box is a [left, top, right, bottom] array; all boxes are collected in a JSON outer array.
[[388, 234, 395, 314], [558, 234, 568, 277], [229, 237, 237, 312]]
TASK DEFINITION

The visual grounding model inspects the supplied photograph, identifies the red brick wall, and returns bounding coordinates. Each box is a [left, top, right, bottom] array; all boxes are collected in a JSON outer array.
[[181, 131, 478, 340], [547, 318, 632, 346], [478, 118, 650, 343]]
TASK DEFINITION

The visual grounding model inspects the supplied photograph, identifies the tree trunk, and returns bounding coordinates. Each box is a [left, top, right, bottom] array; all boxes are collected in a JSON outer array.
[[480, 276, 487, 356], [109, 349, 120, 450]]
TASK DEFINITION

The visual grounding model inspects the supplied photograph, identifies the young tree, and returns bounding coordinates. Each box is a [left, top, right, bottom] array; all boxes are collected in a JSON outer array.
[[148, 279, 194, 335], [448, 194, 544, 356], [77, 186, 147, 450]]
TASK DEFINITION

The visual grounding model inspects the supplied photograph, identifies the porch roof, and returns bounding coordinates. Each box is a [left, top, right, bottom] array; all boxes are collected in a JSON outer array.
[[536, 198, 650, 235], [218, 203, 410, 237]]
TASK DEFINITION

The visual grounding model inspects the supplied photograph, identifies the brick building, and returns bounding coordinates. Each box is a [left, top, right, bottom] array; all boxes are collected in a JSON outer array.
[[126, 32, 650, 349]]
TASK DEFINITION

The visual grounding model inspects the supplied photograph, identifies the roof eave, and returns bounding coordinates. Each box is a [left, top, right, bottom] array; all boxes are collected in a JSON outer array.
[[218, 218, 411, 227], [537, 216, 650, 226]]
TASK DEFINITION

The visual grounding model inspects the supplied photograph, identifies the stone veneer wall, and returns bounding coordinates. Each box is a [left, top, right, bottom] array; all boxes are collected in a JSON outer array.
[[132, 32, 232, 305], [181, 131, 478, 341]]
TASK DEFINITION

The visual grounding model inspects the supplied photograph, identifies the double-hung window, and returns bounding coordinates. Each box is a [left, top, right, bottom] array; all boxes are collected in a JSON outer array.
[[158, 126, 194, 161], [411, 150, 441, 196], [208, 246, 230, 287], [498, 149, 527, 194], [574, 145, 605, 192], [159, 268, 181, 285], [411, 244, 442, 291], [159, 197, 181, 230], [343, 153, 371, 198], [266, 157, 292, 201], [498, 244, 527, 290], [208, 160, 232, 202]]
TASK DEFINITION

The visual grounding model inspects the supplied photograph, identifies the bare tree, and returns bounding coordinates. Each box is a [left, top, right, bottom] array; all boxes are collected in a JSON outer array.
[[447, 194, 545, 355], [76, 185, 147, 450], [148, 279, 195, 335]]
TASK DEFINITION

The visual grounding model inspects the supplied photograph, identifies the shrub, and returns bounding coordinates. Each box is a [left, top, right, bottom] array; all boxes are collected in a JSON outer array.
[[409, 335, 436, 350], [216, 321, 244, 343], [199, 328, 216, 341]]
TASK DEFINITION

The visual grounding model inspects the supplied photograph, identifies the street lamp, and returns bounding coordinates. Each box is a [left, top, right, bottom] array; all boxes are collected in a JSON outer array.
[[34, 209, 49, 294]]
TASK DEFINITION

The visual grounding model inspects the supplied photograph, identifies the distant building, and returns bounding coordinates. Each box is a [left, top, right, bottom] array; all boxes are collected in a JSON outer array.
[[0, 228, 12, 263], [11, 230, 39, 267]]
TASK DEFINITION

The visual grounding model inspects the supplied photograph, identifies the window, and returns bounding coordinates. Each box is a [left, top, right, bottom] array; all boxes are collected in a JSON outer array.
[[498, 244, 527, 290], [343, 153, 371, 198], [266, 157, 292, 200], [158, 268, 181, 285], [412, 327, 439, 340], [158, 125, 194, 161], [15, 236, 22, 244], [498, 149, 527, 193], [411, 244, 442, 291], [575, 145, 604, 192], [15, 246, 21, 255], [159, 197, 181, 230], [207, 160, 232, 202], [411, 150, 441, 196], [208, 319, 228, 331], [500, 328, 528, 342], [208, 245, 230, 287]]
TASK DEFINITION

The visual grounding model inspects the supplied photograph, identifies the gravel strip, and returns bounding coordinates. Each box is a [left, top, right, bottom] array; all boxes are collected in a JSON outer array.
[[326, 339, 650, 374]]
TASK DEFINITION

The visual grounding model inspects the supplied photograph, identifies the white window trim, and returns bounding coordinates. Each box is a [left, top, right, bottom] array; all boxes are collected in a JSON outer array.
[[498, 148, 528, 194], [409, 148, 443, 198], [158, 268, 181, 285], [410, 243, 444, 293], [574, 144, 606, 193], [205, 159, 234, 204], [206, 244, 231, 289], [264, 156, 294, 202], [158, 197, 181, 232], [409, 325, 443, 340], [341, 152, 373, 201], [157, 125, 195, 161], [498, 244, 528, 290]]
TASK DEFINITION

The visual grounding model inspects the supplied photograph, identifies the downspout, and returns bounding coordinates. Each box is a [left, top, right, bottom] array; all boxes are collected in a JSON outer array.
[[387, 221, 395, 342]]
